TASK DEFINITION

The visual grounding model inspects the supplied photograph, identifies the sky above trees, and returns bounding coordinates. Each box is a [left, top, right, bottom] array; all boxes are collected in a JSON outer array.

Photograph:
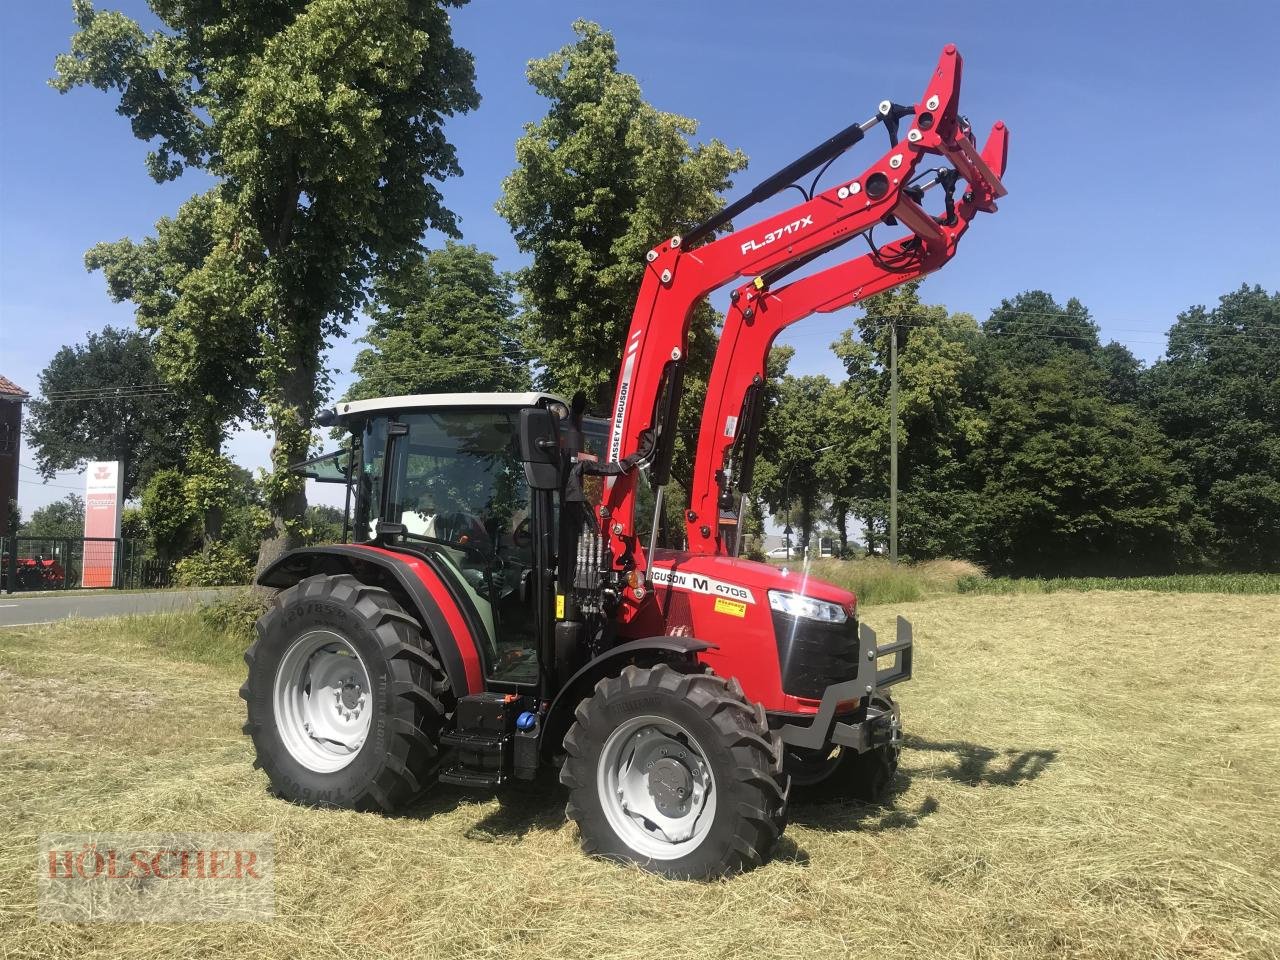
[[5, 0, 1279, 512]]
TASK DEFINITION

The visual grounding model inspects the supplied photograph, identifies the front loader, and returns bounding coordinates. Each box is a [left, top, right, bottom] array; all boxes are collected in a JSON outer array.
[[241, 45, 1008, 878]]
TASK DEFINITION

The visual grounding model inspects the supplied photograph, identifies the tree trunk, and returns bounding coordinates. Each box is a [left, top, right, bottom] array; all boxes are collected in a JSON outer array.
[[832, 499, 849, 557], [800, 495, 814, 558], [255, 359, 313, 579]]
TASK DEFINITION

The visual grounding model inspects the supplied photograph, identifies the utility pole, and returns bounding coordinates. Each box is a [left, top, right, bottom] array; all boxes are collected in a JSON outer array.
[[889, 317, 899, 564]]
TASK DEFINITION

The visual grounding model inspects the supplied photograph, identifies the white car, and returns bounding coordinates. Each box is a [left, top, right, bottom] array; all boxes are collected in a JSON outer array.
[[766, 546, 795, 560]]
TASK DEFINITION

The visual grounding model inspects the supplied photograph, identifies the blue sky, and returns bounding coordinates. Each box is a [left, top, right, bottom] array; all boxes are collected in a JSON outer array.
[[3, 0, 1278, 512]]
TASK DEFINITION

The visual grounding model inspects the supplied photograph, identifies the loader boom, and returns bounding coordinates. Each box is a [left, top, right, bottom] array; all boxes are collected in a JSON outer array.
[[598, 44, 1007, 592], [685, 124, 1010, 554]]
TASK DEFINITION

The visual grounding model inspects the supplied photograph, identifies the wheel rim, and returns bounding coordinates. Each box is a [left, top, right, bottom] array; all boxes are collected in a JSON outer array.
[[596, 715, 717, 860], [272, 630, 373, 773]]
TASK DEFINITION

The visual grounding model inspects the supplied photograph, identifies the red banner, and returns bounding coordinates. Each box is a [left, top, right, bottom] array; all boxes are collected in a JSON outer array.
[[83, 461, 122, 588]]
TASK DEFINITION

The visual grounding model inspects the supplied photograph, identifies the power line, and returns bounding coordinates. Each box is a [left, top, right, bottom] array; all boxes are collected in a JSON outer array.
[[18, 477, 83, 491]]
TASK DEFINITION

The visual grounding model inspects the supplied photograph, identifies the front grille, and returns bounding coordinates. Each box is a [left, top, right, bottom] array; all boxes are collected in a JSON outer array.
[[772, 611, 860, 699]]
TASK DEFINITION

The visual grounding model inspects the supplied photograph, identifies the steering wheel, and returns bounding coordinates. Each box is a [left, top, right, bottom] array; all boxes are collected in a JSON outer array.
[[512, 517, 532, 549]]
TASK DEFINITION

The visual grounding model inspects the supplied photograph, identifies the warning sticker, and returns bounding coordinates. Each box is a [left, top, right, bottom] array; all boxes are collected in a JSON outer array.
[[714, 597, 747, 618], [555, 595, 565, 619]]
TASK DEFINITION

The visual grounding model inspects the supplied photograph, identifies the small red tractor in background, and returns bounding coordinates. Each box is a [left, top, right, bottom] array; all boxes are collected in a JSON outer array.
[[243, 45, 1007, 877]]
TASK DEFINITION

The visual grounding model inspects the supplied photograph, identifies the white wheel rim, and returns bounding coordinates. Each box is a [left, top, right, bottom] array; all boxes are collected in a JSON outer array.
[[596, 715, 717, 861], [272, 630, 373, 773]]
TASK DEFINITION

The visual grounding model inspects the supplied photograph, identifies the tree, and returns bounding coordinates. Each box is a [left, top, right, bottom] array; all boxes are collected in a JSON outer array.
[[496, 19, 746, 407], [24, 326, 188, 501], [982, 290, 1101, 367], [1144, 285, 1280, 569], [18, 494, 85, 540], [305, 504, 347, 545], [139, 469, 198, 565], [55, 0, 480, 575], [344, 242, 528, 401], [829, 284, 984, 558], [757, 373, 839, 554], [973, 356, 1202, 575]]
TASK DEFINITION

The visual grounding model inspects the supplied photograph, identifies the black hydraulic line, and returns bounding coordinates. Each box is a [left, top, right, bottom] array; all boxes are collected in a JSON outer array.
[[684, 117, 872, 247], [757, 229, 862, 289]]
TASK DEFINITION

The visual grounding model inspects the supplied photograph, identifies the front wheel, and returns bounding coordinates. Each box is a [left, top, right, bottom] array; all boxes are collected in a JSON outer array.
[[560, 664, 788, 879]]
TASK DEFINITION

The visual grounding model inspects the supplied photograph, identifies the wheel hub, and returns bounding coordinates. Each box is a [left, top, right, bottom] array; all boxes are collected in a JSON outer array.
[[647, 757, 693, 817]]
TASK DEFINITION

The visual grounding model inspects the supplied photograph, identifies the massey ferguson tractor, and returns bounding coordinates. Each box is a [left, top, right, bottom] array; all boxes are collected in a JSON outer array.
[[242, 45, 1007, 878]]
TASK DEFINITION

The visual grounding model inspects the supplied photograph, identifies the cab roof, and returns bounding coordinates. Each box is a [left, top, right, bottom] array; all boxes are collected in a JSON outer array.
[[335, 392, 567, 419]]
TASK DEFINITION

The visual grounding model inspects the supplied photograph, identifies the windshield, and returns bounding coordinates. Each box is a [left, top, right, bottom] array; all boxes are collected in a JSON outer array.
[[356, 408, 538, 684]]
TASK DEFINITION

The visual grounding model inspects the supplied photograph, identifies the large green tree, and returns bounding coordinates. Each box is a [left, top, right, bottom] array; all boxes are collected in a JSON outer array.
[[55, 0, 480, 574], [973, 355, 1202, 575], [496, 19, 746, 408], [971, 290, 1203, 574], [1144, 285, 1280, 569], [24, 325, 189, 500], [343, 241, 528, 401]]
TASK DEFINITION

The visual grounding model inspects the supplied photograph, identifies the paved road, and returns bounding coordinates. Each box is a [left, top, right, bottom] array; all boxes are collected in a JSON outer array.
[[0, 588, 233, 628]]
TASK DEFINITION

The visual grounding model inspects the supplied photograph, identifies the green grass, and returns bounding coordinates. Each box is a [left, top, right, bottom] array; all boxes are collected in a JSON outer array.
[[958, 572, 1280, 596], [782, 556, 986, 605]]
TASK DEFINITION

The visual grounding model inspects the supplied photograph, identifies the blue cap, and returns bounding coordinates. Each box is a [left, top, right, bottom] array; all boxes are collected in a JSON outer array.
[[516, 711, 537, 731]]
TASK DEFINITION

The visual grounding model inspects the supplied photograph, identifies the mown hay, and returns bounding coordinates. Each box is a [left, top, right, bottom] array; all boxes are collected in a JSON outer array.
[[1, 593, 1277, 959]]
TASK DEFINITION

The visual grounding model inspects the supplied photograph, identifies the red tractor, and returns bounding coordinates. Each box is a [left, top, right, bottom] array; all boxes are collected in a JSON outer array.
[[243, 45, 1007, 878]]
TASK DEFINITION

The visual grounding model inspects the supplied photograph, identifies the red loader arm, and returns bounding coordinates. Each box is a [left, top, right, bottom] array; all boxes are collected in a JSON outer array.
[[597, 44, 1007, 585], [686, 123, 1010, 553]]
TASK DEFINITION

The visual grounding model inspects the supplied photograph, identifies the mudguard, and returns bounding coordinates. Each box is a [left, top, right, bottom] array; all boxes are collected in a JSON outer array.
[[540, 636, 716, 757], [257, 544, 485, 697]]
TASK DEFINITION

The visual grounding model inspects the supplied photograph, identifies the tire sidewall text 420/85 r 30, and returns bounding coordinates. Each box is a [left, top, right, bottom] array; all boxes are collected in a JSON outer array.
[[241, 574, 449, 813]]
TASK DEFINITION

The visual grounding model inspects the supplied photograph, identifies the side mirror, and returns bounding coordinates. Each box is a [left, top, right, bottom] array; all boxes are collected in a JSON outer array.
[[519, 408, 561, 490]]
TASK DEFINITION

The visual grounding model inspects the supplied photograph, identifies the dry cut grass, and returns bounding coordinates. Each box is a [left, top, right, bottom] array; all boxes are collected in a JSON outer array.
[[1, 592, 1278, 959]]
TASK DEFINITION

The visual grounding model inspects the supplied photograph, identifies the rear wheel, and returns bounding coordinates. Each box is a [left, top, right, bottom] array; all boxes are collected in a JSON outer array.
[[560, 664, 788, 878], [241, 574, 450, 812], [785, 696, 901, 802]]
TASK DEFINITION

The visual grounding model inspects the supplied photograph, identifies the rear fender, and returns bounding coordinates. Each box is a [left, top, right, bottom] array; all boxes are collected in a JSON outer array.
[[257, 545, 485, 696], [540, 636, 715, 758]]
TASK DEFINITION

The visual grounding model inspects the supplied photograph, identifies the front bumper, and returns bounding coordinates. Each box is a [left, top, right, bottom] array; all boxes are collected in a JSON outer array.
[[774, 616, 913, 753]]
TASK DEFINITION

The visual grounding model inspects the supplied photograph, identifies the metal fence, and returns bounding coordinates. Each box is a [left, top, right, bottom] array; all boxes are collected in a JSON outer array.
[[1, 537, 175, 593]]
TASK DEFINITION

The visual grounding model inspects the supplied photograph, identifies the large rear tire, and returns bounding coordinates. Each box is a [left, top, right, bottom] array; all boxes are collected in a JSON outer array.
[[241, 574, 450, 812], [560, 664, 788, 879]]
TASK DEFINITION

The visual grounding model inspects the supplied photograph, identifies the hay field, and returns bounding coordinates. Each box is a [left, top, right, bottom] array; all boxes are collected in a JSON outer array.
[[1, 591, 1278, 960]]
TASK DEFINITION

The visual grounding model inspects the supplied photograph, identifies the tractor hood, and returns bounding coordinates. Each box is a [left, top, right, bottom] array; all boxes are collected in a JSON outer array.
[[647, 549, 855, 613]]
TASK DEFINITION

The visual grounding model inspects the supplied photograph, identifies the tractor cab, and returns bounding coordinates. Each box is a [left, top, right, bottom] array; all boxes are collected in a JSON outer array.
[[301, 392, 578, 689]]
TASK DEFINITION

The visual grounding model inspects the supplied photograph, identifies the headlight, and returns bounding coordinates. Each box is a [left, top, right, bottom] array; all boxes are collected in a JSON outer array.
[[768, 590, 848, 624]]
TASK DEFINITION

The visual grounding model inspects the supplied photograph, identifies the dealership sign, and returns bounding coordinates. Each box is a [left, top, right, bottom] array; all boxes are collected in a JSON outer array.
[[83, 461, 123, 588]]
